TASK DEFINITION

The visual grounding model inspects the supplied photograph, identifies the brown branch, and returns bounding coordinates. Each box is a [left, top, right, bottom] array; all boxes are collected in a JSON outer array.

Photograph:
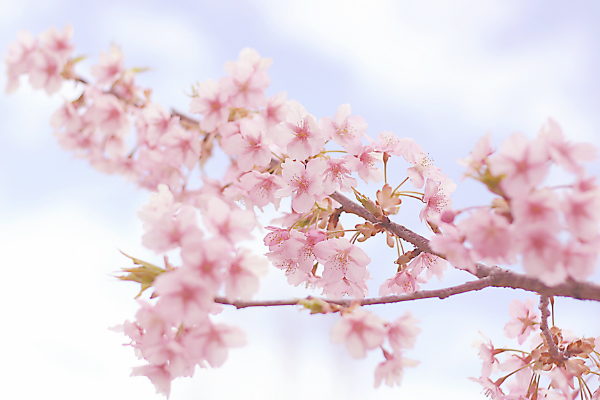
[[538, 295, 565, 361], [330, 191, 437, 255], [328, 191, 600, 303], [214, 275, 495, 309]]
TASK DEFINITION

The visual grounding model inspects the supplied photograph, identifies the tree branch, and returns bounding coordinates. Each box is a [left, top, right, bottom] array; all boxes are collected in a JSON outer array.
[[328, 191, 600, 303], [538, 295, 565, 362], [214, 275, 495, 309], [330, 191, 437, 255]]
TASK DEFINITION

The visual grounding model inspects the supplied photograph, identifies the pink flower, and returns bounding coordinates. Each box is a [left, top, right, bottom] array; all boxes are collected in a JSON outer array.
[[488, 132, 549, 196], [28, 49, 64, 95], [539, 118, 597, 174], [461, 208, 514, 263], [131, 364, 172, 398], [504, 298, 539, 344], [202, 196, 255, 245], [419, 178, 455, 222], [429, 225, 476, 273], [319, 104, 367, 155], [5, 30, 38, 93], [458, 132, 494, 178], [189, 79, 230, 132], [275, 158, 326, 213], [221, 120, 272, 172], [90, 45, 125, 86], [349, 145, 383, 183], [220, 58, 270, 109], [238, 171, 286, 210], [515, 224, 564, 286], [39, 24, 74, 63], [510, 188, 560, 229], [321, 157, 358, 194], [313, 237, 370, 284], [182, 322, 246, 368], [407, 252, 447, 281], [562, 189, 600, 241], [260, 92, 289, 131], [153, 269, 214, 325], [331, 309, 387, 358], [224, 249, 268, 301], [387, 312, 420, 352], [379, 271, 421, 296], [374, 352, 418, 388], [272, 102, 324, 160], [403, 140, 445, 188]]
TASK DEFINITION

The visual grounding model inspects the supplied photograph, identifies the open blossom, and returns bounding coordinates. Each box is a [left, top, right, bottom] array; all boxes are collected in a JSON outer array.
[[272, 102, 324, 160], [387, 312, 420, 352], [224, 249, 268, 301], [403, 140, 445, 188], [313, 237, 370, 285], [562, 188, 600, 241], [182, 322, 246, 368], [374, 352, 418, 388], [515, 223, 564, 286], [189, 79, 230, 132], [430, 224, 476, 273], [504, 298, 539, 344], [331, 309, 387, 358], [39, 25, 74, 62], [539, 118, 597, 174], [319, 104, 367, 155], [488, 132, 549, 196], [131, 364, 172, 397], [5, 30, 38, 93], [221, 119, 272, 172], [458, 132, 493, 178], [153, 269, 214, 325], [28, 49, 64, 95], [275, 158, 326, 213], [407, 252, 447, 281], [237, 171, 286, 210], [260, 92, 289, 130], [220, 56, 270, 109], [321, 157, 358, 194], [90, 45, 125, 86], [419, 178, 456, 222], [461, 208, 514, 263], [379, 271, 422, 296], [350, 145, 383, 183]]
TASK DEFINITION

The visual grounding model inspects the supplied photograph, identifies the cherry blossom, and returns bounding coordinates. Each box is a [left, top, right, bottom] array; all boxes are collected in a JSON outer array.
[[275, 158, 326, 213], [331, 309, 387, 358], [189, 79, 230, 132], [90, 45, 125, 86], [319, 104, 367, 155], [313, 237, 370, 286], [374, 352, 418, 388], [504, 298, 539, 344], [272, 102, 324, 160]]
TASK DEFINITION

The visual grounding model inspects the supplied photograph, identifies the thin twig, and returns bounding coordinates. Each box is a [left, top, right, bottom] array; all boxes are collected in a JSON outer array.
[[538, 295, 565, 362], [214, 276, 495, 309]]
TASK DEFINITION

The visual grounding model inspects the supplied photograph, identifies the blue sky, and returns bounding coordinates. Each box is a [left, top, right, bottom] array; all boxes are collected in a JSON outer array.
[[1, 1, 600, 399]]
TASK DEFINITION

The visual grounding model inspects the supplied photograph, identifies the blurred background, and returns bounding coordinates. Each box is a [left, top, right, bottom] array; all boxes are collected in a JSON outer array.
[[1, 1, 599, 399]]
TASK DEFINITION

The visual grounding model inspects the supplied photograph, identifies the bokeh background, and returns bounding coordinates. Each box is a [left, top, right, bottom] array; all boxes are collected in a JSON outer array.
[[1, 1, 600, 399]]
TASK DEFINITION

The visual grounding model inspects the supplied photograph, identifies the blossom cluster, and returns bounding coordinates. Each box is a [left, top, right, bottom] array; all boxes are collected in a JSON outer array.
[[432, 125, 599, 286], [332, 307, 420, 387], [472, 298, 600, 399], [6, 25, 600, 399]]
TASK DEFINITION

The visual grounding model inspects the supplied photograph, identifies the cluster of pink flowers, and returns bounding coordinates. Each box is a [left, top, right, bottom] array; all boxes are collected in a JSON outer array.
[[6, 25, 600, 399], [331, 308, 420, 387], [472, 298, 600, 399], [432, 123, 599, 285]]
